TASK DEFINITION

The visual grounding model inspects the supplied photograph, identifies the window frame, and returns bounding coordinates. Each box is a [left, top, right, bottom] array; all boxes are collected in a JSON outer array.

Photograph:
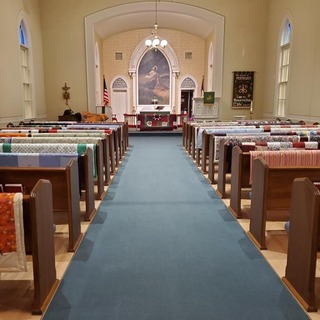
[[274, 19, 292, 118]]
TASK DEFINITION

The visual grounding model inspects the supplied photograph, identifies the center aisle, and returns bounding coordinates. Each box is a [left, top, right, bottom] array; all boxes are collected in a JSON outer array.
[[43, 135, 309, 320]]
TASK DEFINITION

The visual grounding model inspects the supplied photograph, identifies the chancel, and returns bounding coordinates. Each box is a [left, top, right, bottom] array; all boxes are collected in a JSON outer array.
[[2, 1, 320, 319]]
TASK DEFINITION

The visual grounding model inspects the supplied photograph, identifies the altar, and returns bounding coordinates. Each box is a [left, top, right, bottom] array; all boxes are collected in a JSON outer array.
[[138, 111, 176, 131], [138, 107, 176, 131]]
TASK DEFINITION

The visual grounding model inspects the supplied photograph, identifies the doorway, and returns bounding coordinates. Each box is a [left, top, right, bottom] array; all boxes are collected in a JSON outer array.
[[181, 90, 194, 118]]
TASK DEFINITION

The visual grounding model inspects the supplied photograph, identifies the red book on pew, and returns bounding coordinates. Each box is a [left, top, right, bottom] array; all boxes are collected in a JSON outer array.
[[4, 184, 24, 193]]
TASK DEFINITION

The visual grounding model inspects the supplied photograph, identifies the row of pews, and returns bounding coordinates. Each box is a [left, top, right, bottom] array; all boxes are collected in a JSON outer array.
[[182, 119, 320, 313], [0, 120, 128, 315]]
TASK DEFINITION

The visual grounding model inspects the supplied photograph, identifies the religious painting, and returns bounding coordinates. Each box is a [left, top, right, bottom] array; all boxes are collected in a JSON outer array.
[[138, 50, 170, 105], [232, 71, 254, 108]]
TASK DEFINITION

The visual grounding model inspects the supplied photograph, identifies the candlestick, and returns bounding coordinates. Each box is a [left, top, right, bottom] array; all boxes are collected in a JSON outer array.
[[250, 100, 253, 113]]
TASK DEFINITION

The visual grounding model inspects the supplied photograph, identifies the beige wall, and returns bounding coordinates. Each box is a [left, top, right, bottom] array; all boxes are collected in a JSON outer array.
[[0, 0, 45, 126], [2, 0, 320, 123], [264, 0, 320, 122], [38, 0, 270, 121]]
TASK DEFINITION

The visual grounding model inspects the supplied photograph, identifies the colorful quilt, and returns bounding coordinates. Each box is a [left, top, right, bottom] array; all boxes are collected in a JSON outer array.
[[0, 153, 79, 167], [197, 127, 263, 149], [0, 193, 26, 272], [249, 150, 320, 183], [213, 135, 301, 162], [31, 132, 107, 137], [0, 143, 97, 176]]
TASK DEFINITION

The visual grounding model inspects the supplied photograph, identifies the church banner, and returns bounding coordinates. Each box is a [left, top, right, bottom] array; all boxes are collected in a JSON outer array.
[[232, 71, 254, 108]]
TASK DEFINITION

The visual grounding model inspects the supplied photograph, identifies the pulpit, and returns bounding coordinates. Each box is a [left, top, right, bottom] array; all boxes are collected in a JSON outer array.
[[193, 97, 219, 122]]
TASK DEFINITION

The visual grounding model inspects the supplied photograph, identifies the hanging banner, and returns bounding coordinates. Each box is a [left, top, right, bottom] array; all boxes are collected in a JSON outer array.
[[232, 71, 254, 108]]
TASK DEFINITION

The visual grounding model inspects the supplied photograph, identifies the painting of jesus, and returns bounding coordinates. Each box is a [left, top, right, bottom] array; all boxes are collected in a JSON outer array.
[[138, 50, 170, 105]]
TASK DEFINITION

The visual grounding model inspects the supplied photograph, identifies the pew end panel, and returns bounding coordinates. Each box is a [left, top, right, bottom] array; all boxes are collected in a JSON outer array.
[[228, 146, 251, 219], [248, 157, 320, 250], [247, 157, 269, 249], [208, 134, 218, 184], [95, 139, 106, 200], [109, 131, 116, 174], [102, 135, 111, 185], [217, 139, 228, 197], [283, 177, 320, 312], [200, 130, 210, 172], [0, 161, 82, 252], [82, 148, 96, 221], [21, 179, 59, 315]]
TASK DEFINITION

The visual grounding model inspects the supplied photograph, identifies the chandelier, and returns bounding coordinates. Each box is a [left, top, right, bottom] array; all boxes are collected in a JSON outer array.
[[145, 0, 168, 50]]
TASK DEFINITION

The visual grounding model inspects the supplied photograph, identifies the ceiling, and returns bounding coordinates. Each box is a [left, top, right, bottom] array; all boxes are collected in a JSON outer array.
[[93, 2, 217, 39]]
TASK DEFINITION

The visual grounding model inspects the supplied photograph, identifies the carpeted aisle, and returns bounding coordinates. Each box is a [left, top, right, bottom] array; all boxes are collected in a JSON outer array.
[[43, 135, 309, 320]]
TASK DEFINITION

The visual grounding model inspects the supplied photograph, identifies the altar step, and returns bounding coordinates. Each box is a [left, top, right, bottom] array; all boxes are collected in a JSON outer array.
[[129, 128, 182, 136]]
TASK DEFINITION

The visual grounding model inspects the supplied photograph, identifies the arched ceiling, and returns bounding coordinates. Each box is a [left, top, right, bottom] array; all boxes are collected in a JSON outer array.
[[93, 2, 218, 39]]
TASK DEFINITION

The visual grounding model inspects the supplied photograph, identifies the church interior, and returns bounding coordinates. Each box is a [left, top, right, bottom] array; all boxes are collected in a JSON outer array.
[[1, 0, 320, 319]]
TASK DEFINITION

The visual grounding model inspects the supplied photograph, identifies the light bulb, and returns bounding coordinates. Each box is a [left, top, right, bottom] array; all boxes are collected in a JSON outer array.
[[160, 39, 167, 47], [152, 38, 160, 47], [145, 39, 152, 47]]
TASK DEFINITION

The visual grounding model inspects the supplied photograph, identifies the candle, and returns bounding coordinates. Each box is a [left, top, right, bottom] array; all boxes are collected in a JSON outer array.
[[250, 100, 253, 113]]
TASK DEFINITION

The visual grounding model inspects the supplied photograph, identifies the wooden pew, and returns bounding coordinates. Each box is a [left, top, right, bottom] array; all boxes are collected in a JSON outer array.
[[3, 139, 105, 200], [29, 131, 112, 185], [0, 160, 82, 252], [228, 145, 251, 218], [282, 177, 320, 312], [0, 179, 59, 315], [216, 135, 304, 198], [0, 149, 95, 221], [227, 143, 317, 217], [248, 157, 320, 249], [65, 123, 125, 169]]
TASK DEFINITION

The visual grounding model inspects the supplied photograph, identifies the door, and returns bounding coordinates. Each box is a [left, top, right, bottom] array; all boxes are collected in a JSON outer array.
[[181, 90, 194, 118], [112, 90, 127, 122]]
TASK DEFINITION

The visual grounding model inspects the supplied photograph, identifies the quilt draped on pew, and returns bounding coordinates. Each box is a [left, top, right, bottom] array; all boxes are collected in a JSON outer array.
[[0, 153, 79, 167], [249, 150, 320, 183], [0, 193, 26, 272], [0, 143, 96, 176]]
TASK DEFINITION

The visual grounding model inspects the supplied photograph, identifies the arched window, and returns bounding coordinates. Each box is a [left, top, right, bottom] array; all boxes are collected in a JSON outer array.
[[94, 42, 102, 106], [275, 19, 291, 117], [207, 42, 214, 91], [19, 19, 34, 119]]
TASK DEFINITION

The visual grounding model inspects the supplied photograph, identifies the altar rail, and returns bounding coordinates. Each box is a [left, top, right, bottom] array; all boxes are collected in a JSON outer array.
[[124, 113, 188, 129]]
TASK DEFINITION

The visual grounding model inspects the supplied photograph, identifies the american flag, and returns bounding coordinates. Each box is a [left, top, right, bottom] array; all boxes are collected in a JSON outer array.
[[103, 76, 110, 106]]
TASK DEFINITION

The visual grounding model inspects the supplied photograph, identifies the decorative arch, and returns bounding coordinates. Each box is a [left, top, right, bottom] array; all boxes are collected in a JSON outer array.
[[112, 77, 128, 90], [180, 76, 197, 90], [85, 2, 224, 113]]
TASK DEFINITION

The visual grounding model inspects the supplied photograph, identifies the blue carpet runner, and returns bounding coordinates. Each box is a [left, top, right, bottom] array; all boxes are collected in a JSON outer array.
[[43, 136, 309, 320]]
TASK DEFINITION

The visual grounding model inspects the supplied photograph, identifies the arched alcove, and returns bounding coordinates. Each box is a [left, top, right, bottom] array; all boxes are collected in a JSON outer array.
[[85, 2, 224, 113], [128, 38, 180, 113]]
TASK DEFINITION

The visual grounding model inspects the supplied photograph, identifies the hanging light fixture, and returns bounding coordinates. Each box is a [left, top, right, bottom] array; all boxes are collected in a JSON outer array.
[[145, 0, 168, 50]]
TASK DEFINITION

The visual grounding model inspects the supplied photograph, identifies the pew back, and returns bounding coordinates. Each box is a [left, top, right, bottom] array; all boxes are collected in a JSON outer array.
[[248, 157, 320, 249]]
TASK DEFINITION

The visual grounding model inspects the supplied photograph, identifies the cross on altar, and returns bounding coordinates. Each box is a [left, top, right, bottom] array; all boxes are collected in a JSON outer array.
[[62, 83, 70, 105]]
